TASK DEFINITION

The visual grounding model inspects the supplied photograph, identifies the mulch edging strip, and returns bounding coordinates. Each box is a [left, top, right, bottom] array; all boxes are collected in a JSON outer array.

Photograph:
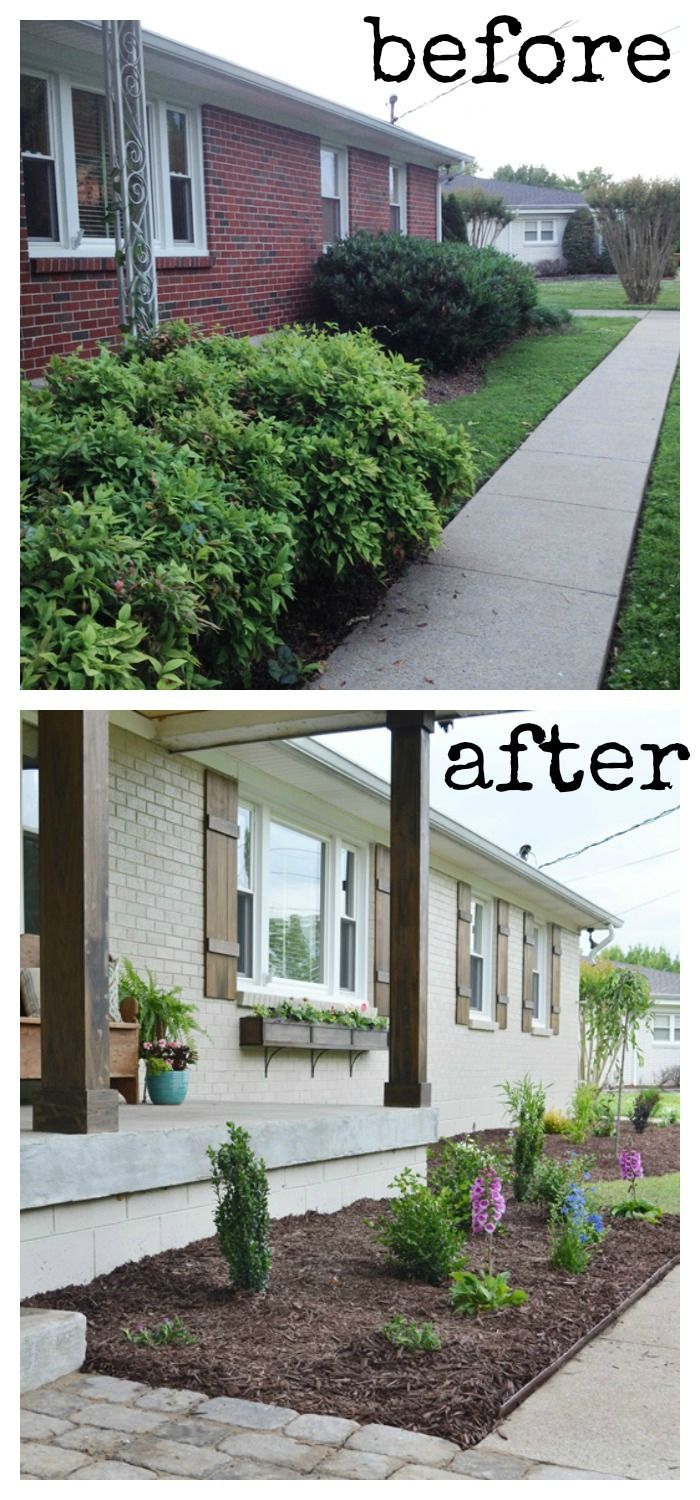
[[499, 1251, 679, 1419]]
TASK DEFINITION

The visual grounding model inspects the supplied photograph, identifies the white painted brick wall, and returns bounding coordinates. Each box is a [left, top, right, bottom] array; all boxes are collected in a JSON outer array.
[[108, 727, 580, 1130]]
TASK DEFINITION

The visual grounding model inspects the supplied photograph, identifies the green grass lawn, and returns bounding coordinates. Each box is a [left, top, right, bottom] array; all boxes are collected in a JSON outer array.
[[596, 1172, 680, 1214], [605, 370, 679, 690], [538, 277, 680, 311], [437, 317, 636, 509]]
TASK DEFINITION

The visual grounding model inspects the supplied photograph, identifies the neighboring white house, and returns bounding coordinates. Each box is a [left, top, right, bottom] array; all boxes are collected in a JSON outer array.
[[442, 172, 587, 266], [613, 963, 681, 1087]]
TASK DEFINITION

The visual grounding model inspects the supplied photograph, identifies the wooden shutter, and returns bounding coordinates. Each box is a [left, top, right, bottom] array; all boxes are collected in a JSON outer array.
[[495, 899, 509, 1029], [550, 924, 562, 1034], [374, 843, 391, 1017], [455, 881, 472, 1025], [522, 911, 535, 1032], [204, 770, 239, 1000]]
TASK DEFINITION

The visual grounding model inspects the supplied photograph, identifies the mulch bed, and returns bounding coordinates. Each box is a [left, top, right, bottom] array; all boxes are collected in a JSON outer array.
[[420, 364, 483, 404], [23, 1129, 679, 1449]]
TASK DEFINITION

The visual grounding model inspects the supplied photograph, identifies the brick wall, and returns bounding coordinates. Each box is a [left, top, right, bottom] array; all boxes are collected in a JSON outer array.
[[106, 726, 580, 1128], [20, 106, 440, 378]]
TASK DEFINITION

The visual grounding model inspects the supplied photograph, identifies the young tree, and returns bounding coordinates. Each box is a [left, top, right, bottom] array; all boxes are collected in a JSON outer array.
[[442, 192, 468, 242], [579, 961, 652, 1095], [454, 188, 514, 249], [586, 177, 680, 303]]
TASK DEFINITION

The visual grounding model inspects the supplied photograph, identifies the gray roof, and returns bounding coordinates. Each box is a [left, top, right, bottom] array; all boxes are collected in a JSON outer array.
[[610, 962, 680, 997], [443, 174, 586, 208]]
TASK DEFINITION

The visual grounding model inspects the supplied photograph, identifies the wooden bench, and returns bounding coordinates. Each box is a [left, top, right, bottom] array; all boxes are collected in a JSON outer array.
[[20, 934, 140, 1104]]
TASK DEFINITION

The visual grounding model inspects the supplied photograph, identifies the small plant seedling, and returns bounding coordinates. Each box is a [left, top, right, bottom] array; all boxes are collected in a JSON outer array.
[[449, 1268, 528, 1315], [122, 1315, 197, 1347], [610, 1199, 663, 1223], [383, 1314, 442, 1350]]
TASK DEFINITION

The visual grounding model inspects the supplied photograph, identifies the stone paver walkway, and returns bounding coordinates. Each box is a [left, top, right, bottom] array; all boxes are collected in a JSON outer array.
[[20, 1268, 678, 1480], [314, 311, 679, 690]]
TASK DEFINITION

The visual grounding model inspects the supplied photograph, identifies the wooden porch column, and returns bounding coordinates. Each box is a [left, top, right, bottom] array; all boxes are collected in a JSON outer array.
[[33, 711, 118, 1134], [384, 711, 434, 1108]]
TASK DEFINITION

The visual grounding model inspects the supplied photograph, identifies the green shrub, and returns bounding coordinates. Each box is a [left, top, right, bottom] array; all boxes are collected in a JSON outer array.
[[543, 1108, 570, 1135], [429, 1136, 509, 1231], [372, 1169, 462, 1284], [21, 326, 475, 689], [442, 193, 467, 241], [529, 1153, 596, 1217], [312, 231, 537, 371], [527, 304, 572, 331], [449, 1269, 528, 1314], [207, 1124, 271, 1291], [500, 1075, 548, 1202], [631, 1088, 661, 1133], [562, 207, 600, 273], [383, 1314, 442, 1350], [592, 1094, 616, 1136], [566, 1082, 601, 1143]]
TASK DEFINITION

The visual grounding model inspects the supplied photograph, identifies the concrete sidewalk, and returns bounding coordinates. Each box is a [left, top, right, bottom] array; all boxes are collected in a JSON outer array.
[[19, 1267, 679, 1479], [314, 311, 679, 690]]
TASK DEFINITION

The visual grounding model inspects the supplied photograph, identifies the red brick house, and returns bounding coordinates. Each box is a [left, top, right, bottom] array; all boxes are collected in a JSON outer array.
[[20, 20, 471, 380]]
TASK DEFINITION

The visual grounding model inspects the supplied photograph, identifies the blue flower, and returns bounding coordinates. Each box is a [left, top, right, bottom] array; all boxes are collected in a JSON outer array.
[[587, 1212, 603, 1235]]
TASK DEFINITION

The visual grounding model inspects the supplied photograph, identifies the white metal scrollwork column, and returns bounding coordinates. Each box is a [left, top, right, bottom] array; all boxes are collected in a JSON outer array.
[[102, 20, 158, 336]]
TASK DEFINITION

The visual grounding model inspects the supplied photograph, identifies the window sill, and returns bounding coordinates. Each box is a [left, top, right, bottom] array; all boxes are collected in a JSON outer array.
[[235, 987, 376, 1016], [468, 1016, 497, 1032], [28, 251, 211, 274], [531, 1025, 553, 1038]]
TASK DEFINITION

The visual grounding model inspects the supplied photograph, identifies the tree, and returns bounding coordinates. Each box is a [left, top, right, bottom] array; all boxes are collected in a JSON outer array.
[[579, 960, 652, 1093], [493, 163, 566, 189], [442, 193, 468, 242], [453, 188, 514, 248], [571, 166, 612, 192], [586, 177, 680, 303], [605, 944, 680, 973]]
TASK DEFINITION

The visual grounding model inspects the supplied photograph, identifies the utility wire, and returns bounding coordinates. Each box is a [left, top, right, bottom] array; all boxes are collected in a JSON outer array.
[[393, 18, 579, 125], [566, 846, 680, 882], [539, 806, 680, 869], [616, 889, 680, 916]]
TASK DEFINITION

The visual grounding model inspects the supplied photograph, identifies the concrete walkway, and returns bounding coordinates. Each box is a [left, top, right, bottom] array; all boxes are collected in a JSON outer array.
[[315, 311, 679, 690], [20, 1267, 678, 1480]]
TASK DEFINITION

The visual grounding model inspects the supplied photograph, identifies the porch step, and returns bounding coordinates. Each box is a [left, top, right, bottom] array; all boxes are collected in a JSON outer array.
[[20, 1307, 86, 1393]]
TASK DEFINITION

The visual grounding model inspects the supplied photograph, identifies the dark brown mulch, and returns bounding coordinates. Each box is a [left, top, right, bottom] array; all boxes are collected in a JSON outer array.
[[468, 1124, 680, 1182], [420, 364, 484, 404], [24, 1135, 679, 1449]]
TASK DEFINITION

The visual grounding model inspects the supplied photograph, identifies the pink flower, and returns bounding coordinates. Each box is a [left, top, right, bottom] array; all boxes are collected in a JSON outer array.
[[471, 1170, 506, 1236]]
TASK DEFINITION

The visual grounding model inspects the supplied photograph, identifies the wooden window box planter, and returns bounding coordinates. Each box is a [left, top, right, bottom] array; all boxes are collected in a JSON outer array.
[[239, 1015, 388, 1076]]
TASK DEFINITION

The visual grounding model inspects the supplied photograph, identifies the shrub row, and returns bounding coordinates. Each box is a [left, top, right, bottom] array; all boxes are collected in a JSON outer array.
[[21, 323, 476, 688]]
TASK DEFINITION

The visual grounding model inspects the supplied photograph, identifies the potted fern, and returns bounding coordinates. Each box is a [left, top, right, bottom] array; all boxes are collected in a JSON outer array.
[[120, 961, 206, 1104]]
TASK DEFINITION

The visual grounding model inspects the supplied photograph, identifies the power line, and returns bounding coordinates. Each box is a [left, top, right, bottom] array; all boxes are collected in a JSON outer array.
[[616, 889, 680, 917], [393, 19, 579, 126], [566, 846, 680, 882], [539, 806, 680, 869]]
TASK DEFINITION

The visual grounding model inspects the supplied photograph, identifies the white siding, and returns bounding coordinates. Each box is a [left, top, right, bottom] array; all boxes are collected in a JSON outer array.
[[492, 212, 571, 264]]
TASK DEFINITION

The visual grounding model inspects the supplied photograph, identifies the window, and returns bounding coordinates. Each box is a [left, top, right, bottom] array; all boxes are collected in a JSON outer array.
[[21, 722, 40, 934], [321, 146, 346, 249], [167, 108, 194, 243], [389, 163, 405, 232], [20, 70, 205, 255], [470, 898, 492, 1017], [237, 806, 254, 978], [268, 820, 325, 984], [532, 923, 547, 1025], [21, 74, 58, 240], [339, 846, 357, 991], [523, 218, 556, 244], [652, 1012, 680, 1043]]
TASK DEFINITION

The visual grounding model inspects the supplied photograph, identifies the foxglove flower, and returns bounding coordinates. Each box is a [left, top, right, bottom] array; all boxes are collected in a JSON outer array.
[[471, 1170, 506, 1236], [619, 1149, 644, 1182]]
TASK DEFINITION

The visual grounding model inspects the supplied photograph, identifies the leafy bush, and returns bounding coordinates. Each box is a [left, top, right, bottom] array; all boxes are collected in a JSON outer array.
[[591, 1094, 616, 1137], [534, 258, 569, 278], [383, 1314, 442, 1350], [21, 326, 475, 688], [451, 188, 514, 248], [313, 231, 537, 372], [372, 1169, 462, 1284], [562, 207, 600, 273], [631, 1088, 661, 1133], [442, 193, 468, 241], [450, 1269, 527, 1314], [549, 1184, 605, 1273], [543, 1108, 570, 1135], [566, 1082, 601, 1143], [429, 1136, 509, 1231], [527, 304, 573, 331], [207, 1124, 271, 1291], [529, 1153, 595, 1217], [500, 1075, 548, 1201]]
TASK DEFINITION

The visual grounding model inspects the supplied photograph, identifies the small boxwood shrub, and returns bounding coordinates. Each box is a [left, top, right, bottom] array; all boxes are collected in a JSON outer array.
[[312, 231, 538, 372], [207, 1123, 271, 1291], [21, 325, 475, 688]]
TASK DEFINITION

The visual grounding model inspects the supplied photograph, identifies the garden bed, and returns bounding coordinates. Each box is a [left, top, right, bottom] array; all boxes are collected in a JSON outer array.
[[24, 1128, 679, 1449]]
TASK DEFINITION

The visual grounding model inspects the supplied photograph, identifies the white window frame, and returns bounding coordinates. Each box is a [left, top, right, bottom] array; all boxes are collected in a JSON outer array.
[[522, 216, 557, 245], [320, 143, 348, 251], [531, 921, 549, 1029], [652, 1010, 680, 1044], [22, 69, 207, 258], [469, 895, 493, 1022], [236, 802, 255, 980], [239, 801, 367, 1006], [389, 162, 407, 233]]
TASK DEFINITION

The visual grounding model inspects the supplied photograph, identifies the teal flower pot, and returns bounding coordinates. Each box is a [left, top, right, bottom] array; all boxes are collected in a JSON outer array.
[[146, 1069, 190, 1105]]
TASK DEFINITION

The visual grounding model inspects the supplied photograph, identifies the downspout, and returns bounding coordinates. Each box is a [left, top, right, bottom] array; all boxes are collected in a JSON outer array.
[[587, 923, 616, 962]]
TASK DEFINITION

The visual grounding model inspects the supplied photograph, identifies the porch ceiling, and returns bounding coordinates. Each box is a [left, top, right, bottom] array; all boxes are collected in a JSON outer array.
[[138, 709, 496, 753]]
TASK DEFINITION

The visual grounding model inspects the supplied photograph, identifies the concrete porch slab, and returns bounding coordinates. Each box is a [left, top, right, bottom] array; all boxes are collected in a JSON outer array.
[[21, 1308, 86, 1393]]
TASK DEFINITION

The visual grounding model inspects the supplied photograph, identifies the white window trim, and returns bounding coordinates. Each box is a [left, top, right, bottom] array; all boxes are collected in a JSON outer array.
[[531, 919, 550, 1030], [389, 162, 407, 233], [320, 143, 349, 251], [522, 216, 557, 246], [469, 894, 493, 1023], [651, 1010, 680, 1044], [23, 69, 207, 258], [236, 799, 368, 1008]]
